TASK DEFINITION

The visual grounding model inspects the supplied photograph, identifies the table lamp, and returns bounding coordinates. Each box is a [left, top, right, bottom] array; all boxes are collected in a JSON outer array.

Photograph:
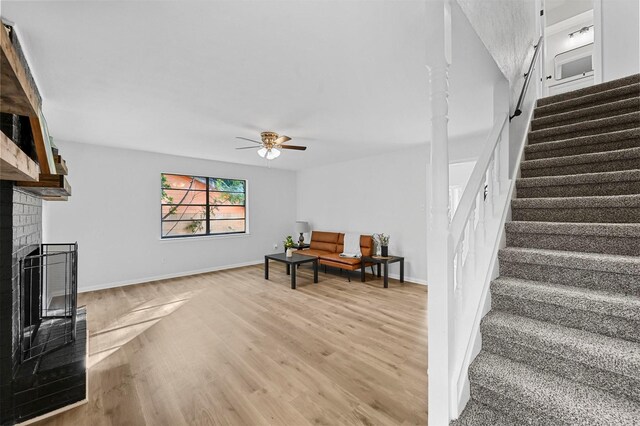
[[295, 221, 310, 246]]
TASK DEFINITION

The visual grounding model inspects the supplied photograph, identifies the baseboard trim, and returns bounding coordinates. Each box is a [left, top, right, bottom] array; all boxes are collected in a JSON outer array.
[[80, 261, 427, 293], [392, 274, 427, 286], [78, 260, 264, 293]]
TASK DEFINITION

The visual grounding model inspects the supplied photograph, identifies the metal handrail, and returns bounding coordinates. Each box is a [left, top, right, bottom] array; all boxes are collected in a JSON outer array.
[[510, 36, 543, 121]]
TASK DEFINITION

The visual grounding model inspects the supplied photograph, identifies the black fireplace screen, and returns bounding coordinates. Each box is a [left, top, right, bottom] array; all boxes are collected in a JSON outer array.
[[19, 243, 78, 363]]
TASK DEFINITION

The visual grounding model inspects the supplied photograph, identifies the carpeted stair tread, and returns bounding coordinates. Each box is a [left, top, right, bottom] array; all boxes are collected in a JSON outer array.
[[469, 352, 640, 425], [531, 97, 640, 131], [537, 73, 640, 107], [520, 147, 640, 178], [451, 401, 519, 426], [491, 277, 640, 342], [505, 221, 640, 255], [516, 170, 640, 198], [517, 169, 640, 188], [512, 193, 640, 208], [481, 311, 640, 383], [505, 221, 640, 237], [524, 127, 640, 160], [512, 194, 640, 223], [498, 247, 640, 295], [535, 82, 640, 118], [499, 246, 640, 275], [528, 111, 640, 143]]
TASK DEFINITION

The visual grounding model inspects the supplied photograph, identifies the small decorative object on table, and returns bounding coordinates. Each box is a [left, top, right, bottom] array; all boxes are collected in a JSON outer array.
[[373, 233, 390, 257], [295, 221, 310, 246], [284, 235, 295, 257]]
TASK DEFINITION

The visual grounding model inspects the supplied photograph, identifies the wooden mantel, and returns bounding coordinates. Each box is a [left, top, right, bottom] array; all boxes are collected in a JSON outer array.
[[0, 24, 69, 193], [0, 24, 41, 117], [0, 130, 39, 181]]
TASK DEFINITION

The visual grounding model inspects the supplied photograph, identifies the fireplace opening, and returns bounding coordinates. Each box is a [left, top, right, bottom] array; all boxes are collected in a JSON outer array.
[[19, 243, 78, 363]]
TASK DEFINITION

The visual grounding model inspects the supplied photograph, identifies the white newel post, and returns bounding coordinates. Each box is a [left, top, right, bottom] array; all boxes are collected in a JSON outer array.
[[427, 0, 454, 424]]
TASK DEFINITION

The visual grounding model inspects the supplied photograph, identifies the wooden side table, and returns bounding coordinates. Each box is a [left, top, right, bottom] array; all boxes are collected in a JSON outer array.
[[360, 255, 404, 288]]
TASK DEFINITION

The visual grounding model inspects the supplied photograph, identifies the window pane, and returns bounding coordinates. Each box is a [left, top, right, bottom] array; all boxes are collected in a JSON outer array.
[[210, 206, 245, 219], [161, 173, 247, 238], [162, 174, 207, 190], [162, 205, 207, 221], [210, 219, 245, 234], [209, 178, 245, 192], [162, 220, 206, 237], [209, 191, 245, 205], [162, 189, 207, 205]]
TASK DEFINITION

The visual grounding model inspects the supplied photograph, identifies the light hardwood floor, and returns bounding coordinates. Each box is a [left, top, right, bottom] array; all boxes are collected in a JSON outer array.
[[34, 264, 428, 426]]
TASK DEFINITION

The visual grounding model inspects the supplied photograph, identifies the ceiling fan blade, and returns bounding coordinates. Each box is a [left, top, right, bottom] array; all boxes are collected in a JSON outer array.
[[274, 135, 292, 145], [236, 146, 258, 150], [280, 145, 307, 151], [235, 137, 262, 144]]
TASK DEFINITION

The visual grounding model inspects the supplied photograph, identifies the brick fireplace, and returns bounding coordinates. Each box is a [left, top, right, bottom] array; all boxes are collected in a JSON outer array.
[[0, 181, 86, 425]]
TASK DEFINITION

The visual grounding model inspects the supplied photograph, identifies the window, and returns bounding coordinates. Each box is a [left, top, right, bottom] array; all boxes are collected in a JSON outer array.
[[161, 173, 246, 238]]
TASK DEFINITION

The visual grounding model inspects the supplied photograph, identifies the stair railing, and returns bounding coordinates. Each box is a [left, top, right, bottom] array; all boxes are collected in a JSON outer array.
[[450, 113, 510, 406], [426, 1, 515, 423], [450, 114, 508, 280]]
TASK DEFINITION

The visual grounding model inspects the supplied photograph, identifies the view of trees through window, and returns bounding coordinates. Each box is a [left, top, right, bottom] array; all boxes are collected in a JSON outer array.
[[161, 173, 246, 238]]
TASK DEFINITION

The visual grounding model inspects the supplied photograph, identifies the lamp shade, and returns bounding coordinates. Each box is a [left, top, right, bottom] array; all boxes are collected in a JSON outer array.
[[295, 221, 310, 233], [266, 148, 281, 160]]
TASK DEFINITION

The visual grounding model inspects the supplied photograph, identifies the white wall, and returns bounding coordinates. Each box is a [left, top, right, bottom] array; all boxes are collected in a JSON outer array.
[[601, 0, 640, 82], [545, 13, 594, 80], [456, 0, 539, 176], [43, 141, 297, 291], [457, 0, 538, 108], [296, 146, 428, 284]]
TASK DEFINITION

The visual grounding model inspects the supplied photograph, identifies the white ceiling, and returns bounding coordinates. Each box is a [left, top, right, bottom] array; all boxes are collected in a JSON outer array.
[[545, 0, 593, 27], [3, 1, 489, 170]]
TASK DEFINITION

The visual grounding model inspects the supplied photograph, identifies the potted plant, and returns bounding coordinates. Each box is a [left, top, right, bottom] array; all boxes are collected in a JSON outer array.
[[283, 235, 295, 257], [373, 233, 390, 257]]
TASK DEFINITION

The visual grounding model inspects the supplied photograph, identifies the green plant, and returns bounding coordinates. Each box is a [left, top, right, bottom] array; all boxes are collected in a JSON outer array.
[[373, 233, 390, 246], [283, 235, 295, 249], [186, 219, 204, 234]]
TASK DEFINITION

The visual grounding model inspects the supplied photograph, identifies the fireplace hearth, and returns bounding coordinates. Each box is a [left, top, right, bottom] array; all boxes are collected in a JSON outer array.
[[1, 182, 86, 425]]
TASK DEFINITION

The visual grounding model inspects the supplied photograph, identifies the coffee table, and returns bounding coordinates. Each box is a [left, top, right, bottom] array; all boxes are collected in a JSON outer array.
[[264, 252, 318, 289], [360, 255, 404, 288]]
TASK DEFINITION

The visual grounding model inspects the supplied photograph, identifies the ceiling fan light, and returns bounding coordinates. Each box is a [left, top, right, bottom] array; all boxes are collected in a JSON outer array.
[[257, 147, 268, 158], [266, 148, 281, 160]]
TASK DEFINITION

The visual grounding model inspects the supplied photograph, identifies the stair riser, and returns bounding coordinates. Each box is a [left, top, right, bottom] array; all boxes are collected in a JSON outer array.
[[525, 138, 640, 160], [451, 402, 518, 426], [491, 294, 640, 343], [537, 75, 640, 107], [521, 157, 640, 178], [505, 231, 640, 256], [516, 180, 640, 198], [512, 206, 640, 223], [535, 89, 640, 118], [499, 260, 640, 296], [532, 104, 640, 131], [529, 122, 638, 144], [482, 336, 640, 403], [468, 385, 559, 426]]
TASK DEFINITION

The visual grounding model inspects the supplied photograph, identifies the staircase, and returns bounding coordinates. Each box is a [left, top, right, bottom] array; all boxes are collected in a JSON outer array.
[[454, 74, 640, 425]]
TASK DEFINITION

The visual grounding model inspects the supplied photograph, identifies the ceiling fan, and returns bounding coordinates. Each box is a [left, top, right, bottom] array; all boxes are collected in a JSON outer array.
[[236, 131, 307, 160]]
